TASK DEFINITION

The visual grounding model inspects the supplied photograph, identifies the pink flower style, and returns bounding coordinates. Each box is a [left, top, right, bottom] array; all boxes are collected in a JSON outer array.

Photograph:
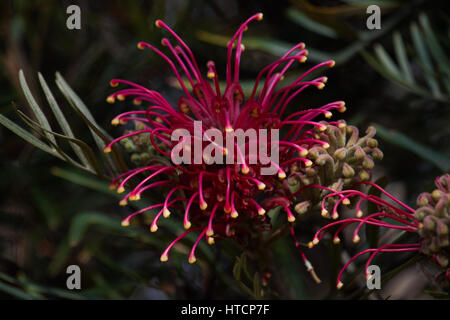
[[104, 13, 345, 268], [307, 174, 450, 289]]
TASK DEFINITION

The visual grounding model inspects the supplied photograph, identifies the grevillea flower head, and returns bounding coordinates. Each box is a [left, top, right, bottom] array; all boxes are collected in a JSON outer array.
[[309, 174, 450, 290], [105, 13, 345, 269]]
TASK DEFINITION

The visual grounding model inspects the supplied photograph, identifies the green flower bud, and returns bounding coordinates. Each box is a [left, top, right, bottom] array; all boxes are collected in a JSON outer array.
[[342, 163, 355, 178]]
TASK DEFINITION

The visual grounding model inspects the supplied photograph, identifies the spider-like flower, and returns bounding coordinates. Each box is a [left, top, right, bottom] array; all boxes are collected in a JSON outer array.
[[105, 13, 344, 267], [308, 174, 450, 289]]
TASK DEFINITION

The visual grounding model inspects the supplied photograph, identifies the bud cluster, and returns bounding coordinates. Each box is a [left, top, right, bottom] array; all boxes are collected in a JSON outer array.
[[415, 174, 450, 270], [287, 120, 383, 218], [118, 121, 159, 166]]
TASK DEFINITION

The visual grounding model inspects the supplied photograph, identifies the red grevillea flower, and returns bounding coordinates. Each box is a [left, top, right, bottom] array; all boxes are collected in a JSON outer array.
[[308, 175, 450, 289], [105, 13, 345, 266]]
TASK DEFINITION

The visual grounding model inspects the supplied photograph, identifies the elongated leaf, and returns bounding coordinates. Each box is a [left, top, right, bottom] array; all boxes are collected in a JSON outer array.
[[374, 44, 402, 77], [410, 23, 441, 97], [38, 72, 91, 169], [68, 212, 123, 246], [393, 32, 414, 84], [0, 114, 61, 157], [374, 124, 450, 171], [19, 70, 56, 145], [15, 109, 103, 175], [286, 8, 339, 39], [55, 72, 128, 175]]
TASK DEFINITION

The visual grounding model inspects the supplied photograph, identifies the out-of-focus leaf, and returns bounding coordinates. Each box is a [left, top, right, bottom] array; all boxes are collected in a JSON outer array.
[[393, 32, 414, 83], [410, 22, 441, 97], [286, 8, 339, 39], [374, 124, 450, 171], [68, 211, 123, 247]]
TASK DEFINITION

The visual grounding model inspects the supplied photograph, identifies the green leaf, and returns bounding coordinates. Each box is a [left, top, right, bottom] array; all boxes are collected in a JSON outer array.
[[285, 8, 339, 39], [55, 72, 128, 175], [15, 109, 104, 175], [393, 32, 414, 84], [0, 114, 58, 157], [68, 211, 123, 247], [38, 72, 91, 169], [410, 22, 441, 97], [374, 124, 450, 171], [18, 70, 56, 145]]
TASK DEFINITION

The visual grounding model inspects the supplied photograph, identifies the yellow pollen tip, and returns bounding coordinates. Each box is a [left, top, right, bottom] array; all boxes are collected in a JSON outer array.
[[110, 81, 118, 87], [133, 99, 142, 105], [305, 160, 313, 167], [337, 281, 343, 289], [200, 202, 208, 211], [329, 60, 336, 68], [418, 223, 424, 229], [258, 209, 266, 216], [222, 148, 229, 155], [109, 184, 117, 190], [338, 122, 347, 129], [225, 126, 234, 133], [332, 212, 339, 220], [288, 215, 296, 223], [312, 238, 319, 245], [155, 20, 162, 28], [184, 221, 191, 230], [129, 195, 136, 201], [117, 186, 125, 194], [366, 273, 372, 280], [300, 149, 309, 157], [258, 183, 266, 191], [333, 237, 341, 244], [150, 225, 158, 232], [325, 111, 332, 119], [111, 118, 120, 126], [160, 254, 168, 262], [321, 77, 328, 83], [106, 96, 115, 104], [257, 13, 264, 21], [137, 42, 145, 50], [240, 44, 245, 51], [278, 171, 286, 179], [319, 125, 327, 132], [339, 106, 347, 113], [356, 210, 364, 218], [307, 242, 314, 248], [231, 211, 238, 218], [241, 166, 249, 174], [321, 209, 328, 217], [121, 220, 130, 227], [206, 229, 214, 237], [299, 56, 307, 63], [317, 83, 325, 90], [119, 200, 128, 206], [207, 72, 215, 79], [342, 198, 350, 205], [353, 235, 360, 243], [117, 94, 125, 101], [163, 208, 171, 218], [188, 256, 197, 264], [323, 143, 330, 149], [207, 237, 215, 245]]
